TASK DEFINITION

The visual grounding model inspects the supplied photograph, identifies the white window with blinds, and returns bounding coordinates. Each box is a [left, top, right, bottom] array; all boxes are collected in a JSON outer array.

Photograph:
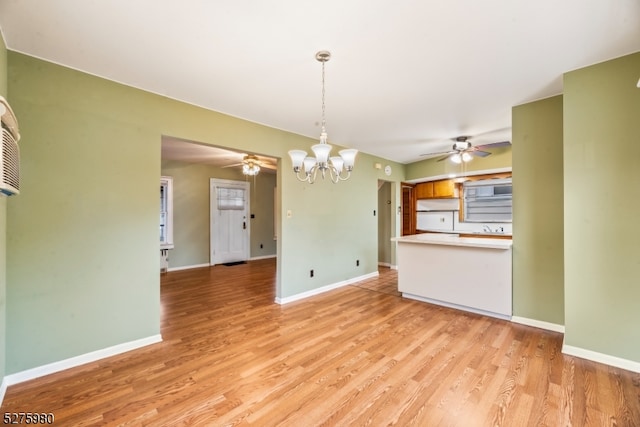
[[217, 187, 245, 210], [463, 178, 512, 222]]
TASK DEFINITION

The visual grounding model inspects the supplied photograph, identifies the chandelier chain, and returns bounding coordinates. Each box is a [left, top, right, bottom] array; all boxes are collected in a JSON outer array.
[[321, 60, 326, 132]]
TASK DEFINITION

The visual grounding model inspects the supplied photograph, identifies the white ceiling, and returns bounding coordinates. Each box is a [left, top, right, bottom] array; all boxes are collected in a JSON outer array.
[[1, 1, 639, 164], [161, 136, 277, 172]]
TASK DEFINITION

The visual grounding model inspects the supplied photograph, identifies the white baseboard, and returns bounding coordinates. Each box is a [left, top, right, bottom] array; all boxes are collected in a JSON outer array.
[[275, 271, 380, 305], [3, 334, 162, 387], [562, 343, 640, 373], [167, 263, 210, 272], [250, 254, 277, 261], [169, 256, 276, 272], [377, 262, 398, 270], [0, 377, 7, 407], [511, 316, 565, 333]]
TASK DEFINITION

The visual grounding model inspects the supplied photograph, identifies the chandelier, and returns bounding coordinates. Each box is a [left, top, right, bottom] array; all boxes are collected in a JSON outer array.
[[288, 51, 357, 183], [242, 155, 260, 176]]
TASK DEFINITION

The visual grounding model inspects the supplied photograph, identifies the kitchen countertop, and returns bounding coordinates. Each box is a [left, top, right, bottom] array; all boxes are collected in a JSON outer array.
[[392, 233, 512, 250]]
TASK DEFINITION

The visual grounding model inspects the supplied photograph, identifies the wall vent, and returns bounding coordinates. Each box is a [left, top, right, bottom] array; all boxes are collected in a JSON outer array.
[[0, 96, 20, 196]]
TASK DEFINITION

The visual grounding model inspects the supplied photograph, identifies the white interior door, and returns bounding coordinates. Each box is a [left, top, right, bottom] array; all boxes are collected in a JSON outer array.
[[210, 179, 250, 265]]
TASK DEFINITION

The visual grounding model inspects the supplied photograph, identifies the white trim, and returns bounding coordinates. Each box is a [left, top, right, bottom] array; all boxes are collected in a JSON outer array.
[[377, 262, 398, 270], [167, 256, 276, 272], [511, 316, 565, 333], [0, 377, 7, 407], [402, 292, 511, 321], [4, 334, 162, 386], [404, 167, 512, 184], [250, 254, 277, 261], [562, 343, 640, 373], [275, 271, 380, 305], [167, 263, 210, 272]]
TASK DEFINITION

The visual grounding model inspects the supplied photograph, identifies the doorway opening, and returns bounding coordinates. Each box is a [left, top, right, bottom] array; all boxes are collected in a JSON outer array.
[[377, 180, 393, 268], [160, 136, 279, 273]]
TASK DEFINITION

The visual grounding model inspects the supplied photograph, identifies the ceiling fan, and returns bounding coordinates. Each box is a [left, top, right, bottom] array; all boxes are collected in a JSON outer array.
[[420, 136, 511, 163], [223, 154, 277, 175]]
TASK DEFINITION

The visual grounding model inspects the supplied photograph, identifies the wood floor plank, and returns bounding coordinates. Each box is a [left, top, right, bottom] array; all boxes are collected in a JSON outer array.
[[1, 260, 639, 426]]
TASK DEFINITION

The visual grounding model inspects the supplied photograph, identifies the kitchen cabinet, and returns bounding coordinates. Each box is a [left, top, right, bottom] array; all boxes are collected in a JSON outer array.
[[415, 182, 434, 199], [415, 179, 457, 199], [433, 179, 457, 198]]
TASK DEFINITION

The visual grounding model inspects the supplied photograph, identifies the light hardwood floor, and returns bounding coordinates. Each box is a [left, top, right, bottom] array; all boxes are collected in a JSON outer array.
[[2, 258, 639, 426]]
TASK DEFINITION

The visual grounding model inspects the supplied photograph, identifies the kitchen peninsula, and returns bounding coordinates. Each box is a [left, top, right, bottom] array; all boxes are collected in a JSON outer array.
[[391, 233, 512, 319]]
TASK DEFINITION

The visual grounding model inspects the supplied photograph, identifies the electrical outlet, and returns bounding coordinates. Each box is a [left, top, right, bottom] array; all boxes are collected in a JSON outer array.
[[310, 269, 314, 278], [373, 210, 376, 216], [287, 210, 292, 218], [356, 259, 360, 267], [260, 243, 263, 249]]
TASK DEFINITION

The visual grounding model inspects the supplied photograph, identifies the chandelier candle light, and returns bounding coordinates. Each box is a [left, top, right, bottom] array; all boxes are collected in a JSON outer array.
[[288, 51, 357, 183]]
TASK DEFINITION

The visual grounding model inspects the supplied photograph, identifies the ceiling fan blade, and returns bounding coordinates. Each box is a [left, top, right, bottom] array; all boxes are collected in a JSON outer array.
[[471, 150, 491, 157], [420, 150, 455, 157], [222, 162, 243, 168], [475, 140, 511, 150], [436, 154, 453, 162]]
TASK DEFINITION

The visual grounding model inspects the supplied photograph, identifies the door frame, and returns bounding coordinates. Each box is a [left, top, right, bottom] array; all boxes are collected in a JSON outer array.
[[210, 178, 250, 265]]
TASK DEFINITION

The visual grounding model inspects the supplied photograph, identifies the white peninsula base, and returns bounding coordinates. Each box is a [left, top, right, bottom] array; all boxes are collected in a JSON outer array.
[[392, 234, 513, 320]]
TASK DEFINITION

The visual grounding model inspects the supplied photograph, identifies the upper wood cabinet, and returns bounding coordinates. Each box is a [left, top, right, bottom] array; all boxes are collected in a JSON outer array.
[[415, 182, 434, 199], [433, 179, 457, 198], [415, 179, 458, 199]]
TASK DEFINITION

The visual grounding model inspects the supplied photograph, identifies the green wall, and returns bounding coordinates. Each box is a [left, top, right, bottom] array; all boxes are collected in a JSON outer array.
[[512, 95, 564, 325], [0, 30, 8, 386], [5, 51, 405, 373], [0, 32, 6, 93], [7, 54, 162, 373], [278, 155, 404, 299], [160, 159, 277, 269], [563, 52, 640, 361]]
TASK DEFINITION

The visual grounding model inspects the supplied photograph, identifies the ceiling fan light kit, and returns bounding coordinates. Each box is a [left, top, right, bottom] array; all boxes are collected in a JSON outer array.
[[241, 154, 261, 176], [450, 151, 473, 164], [288, 51, 358, 184]]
